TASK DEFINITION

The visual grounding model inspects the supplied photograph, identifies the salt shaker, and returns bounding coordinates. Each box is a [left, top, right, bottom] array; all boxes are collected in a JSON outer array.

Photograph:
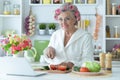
[[105, 52, 112, 73], [99, 53, 106, 70]]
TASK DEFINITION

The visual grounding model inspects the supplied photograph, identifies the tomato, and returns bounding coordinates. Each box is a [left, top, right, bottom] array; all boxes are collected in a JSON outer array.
[[57, 65, 67, 71], [80, 67, 90, 72], [50, 64, 58, 70]]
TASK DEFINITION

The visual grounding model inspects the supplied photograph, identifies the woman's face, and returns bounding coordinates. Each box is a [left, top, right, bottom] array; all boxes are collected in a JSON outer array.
[[58, 11, 76, 31]]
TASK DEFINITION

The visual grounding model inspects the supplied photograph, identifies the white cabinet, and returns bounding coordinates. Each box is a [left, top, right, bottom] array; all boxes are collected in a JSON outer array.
[[0, 0, 23, 39], [105, 0, 120, 52]]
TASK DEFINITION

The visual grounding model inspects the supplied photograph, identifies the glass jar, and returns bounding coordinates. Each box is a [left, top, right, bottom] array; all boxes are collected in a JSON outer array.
[[43, 0, 51, 4], [3, 1, 11, 15], [77, 0, 85, 4], [87, 0, 96, 4], [114, 26, 119, 38], [112, 3, 117, 15], [31, 0, 36, 3], [118, 5, 120, 15], [53, 0, 61, 4], [13, 4, 20, 15], [64, 0, 73, 3]]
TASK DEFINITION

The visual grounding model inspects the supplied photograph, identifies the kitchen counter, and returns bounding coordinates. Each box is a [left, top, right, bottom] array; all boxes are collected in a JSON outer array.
[[0, 65, 120, 80]]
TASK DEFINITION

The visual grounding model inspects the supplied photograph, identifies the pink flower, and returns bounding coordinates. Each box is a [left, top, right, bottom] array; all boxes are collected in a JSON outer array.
[[63, 6, 67, 10], [75, 10, 79, 17], [54, 15, 58, 20], [55, 8, 61, 15], [69, 5, 74, 10], [74, 10, 80, 21]]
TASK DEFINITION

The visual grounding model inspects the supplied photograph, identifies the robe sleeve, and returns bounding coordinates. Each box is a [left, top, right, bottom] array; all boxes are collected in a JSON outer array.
[[42, 32, 58, 63]]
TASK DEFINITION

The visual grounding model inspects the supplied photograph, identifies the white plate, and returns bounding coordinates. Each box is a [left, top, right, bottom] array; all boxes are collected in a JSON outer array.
[[72, 70, 104, 76]]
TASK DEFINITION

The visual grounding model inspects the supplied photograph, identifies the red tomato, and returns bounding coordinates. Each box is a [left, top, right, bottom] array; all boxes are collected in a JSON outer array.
[[80, 67, 90, 72], [57, 65, 67, 71], [50, 64, 58, 70]]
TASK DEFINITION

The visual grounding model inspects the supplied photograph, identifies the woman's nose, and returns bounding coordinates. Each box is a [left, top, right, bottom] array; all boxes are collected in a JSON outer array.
[[62, 19, 66, 24]]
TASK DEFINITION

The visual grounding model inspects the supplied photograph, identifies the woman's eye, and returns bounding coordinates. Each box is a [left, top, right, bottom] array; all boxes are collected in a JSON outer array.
[[58, 17, 71, 22], [66, 17, 70, 20], [58, 18, 63, 21]]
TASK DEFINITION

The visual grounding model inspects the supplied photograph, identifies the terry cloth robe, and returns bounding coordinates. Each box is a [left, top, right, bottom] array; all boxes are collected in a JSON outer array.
[[43, 28, 94, 66]]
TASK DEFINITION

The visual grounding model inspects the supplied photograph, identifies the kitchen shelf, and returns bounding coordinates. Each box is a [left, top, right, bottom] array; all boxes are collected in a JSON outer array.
[[105, 0, 120, 53], [106, 15, 120, 18], [106, 38, 120, 40], [0, 15, 21, 18], [0, 0, 23, 36]]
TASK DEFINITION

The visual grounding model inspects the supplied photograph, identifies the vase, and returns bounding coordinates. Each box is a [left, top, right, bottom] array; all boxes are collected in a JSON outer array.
[[13, 51, 24, 57], [39, 30, 46, 35], [48, 29, 55, 35]]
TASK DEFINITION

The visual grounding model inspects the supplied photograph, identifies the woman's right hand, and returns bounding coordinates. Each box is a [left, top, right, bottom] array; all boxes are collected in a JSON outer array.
[[46, 46, 56, 59]]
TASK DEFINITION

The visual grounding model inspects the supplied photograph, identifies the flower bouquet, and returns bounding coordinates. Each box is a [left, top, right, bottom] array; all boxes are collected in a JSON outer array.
[[0, 34, 32, 56], [112, 44, 120, 59]]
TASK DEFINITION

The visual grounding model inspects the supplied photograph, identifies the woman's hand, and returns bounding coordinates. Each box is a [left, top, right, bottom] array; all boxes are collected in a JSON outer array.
[[46, 46, 56, 59], [67, 62, 74, 69]]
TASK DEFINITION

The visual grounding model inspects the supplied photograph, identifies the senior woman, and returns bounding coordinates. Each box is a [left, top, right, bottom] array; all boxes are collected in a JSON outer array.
[[43, 3, 94, 69]]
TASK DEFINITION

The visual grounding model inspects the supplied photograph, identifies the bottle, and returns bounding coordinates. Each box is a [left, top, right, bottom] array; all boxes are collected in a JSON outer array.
[[31, 0, 36, 3], [94, 44, 98, 55], [114, 26, 119, 38], [106, 25, 111, 38], [98, 43, 102, 54], [112, 3, 117, 15], [118, 5, 120, 15], [35, 0, 40, 3], [3, 1, 11, 15], [13, 4, 20, 15], [105, 52, 112, 73], [106, 0, 111, 15]]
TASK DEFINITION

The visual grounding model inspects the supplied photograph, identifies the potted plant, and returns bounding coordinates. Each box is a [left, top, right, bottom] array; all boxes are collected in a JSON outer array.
[[39, 23, 46, 35], [48, 23, 56, 35]]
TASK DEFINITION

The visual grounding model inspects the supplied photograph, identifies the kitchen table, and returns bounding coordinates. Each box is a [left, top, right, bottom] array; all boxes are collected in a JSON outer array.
[[0, 64, 120, 80]]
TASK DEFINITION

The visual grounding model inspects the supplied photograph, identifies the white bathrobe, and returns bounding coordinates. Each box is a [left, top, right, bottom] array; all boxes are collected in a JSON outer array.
[[43, 28, 94, 66]]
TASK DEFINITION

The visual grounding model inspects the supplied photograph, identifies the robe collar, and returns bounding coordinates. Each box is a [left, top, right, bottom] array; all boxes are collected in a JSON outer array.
[[60, 29, 88, 48]]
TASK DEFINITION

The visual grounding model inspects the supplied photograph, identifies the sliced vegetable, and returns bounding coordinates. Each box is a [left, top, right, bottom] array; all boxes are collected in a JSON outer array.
[[58, 65, 67, 71], [80, 67, 90, 72], [73, 66, 80, 72], [43, 66, 50, 70], [50, 64, 58, 70], [82, 61, 101, 72]]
